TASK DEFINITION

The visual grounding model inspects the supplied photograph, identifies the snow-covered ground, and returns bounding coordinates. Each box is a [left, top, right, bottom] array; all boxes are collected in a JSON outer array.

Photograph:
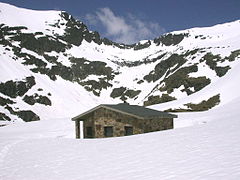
[[1, 96, 240, 180]]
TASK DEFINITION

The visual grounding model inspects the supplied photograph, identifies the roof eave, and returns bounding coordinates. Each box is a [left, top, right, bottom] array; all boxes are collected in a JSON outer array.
[[72, 104, 145, 121], [72, 104, 103, 121], [72, 104, 178, 121], [144, 114, 178, 119]]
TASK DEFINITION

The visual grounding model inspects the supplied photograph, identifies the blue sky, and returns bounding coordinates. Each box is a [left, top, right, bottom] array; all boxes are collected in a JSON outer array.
[[1, 0, 239, 43]]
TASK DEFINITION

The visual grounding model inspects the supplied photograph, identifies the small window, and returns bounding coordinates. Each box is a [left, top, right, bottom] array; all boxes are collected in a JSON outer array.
[[86, 127, 93, 138], [104, 126, 113, 137], [125, 126, 133, 136]]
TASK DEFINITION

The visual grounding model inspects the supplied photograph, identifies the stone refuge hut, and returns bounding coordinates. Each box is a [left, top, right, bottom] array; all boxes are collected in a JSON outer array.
[[72, 103, 177, 139]]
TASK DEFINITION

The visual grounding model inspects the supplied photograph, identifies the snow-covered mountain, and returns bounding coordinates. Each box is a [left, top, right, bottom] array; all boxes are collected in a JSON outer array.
[[0, 2, 240, 122], [1, 3, 240, 179]]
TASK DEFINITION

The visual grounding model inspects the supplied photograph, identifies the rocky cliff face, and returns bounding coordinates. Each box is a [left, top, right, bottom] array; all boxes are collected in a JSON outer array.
[[0, 3, 240, 122]]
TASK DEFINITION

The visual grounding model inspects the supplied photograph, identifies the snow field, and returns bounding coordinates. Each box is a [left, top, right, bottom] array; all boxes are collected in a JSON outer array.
[[1, 97, 240, 179]]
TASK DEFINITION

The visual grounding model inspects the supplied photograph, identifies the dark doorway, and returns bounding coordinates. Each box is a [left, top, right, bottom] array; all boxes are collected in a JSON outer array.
[[86, 127, 93, 138], [125, 126, 133, 136], [104, 126, 113, 137]]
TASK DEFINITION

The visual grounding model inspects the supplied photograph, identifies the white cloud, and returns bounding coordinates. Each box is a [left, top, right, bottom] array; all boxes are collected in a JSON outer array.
[[85, 7, 165, 44]]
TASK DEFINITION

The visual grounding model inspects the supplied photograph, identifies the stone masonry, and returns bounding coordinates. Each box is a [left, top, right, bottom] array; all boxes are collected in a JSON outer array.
[[82, 107, 173, 138]]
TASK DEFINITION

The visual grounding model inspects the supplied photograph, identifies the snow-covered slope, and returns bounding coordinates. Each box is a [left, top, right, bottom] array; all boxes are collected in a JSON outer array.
[[0, 2, 65, 35], [1, 95, 240, 179], [150, 52, 240, 112], [0, 2, 240, 123]]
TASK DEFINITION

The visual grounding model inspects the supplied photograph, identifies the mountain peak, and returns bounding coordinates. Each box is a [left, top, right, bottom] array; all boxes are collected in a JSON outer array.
[[0, 3, 240, 122]]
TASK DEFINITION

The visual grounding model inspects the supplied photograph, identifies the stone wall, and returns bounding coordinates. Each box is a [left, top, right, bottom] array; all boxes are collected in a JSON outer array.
[[83, 113, 95, 138], [82, 107, 173, 138]]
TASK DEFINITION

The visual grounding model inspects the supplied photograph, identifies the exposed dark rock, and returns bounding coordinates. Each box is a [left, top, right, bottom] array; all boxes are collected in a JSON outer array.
[[165, 94, 220, 112], [0, 76, 36, 98], [111, 53, 167, 68], [124, 89, 141, 99], [59, 12, 103, 46], [185, 94, 220, 111], [102, 38, 134, 49], [201, 52, 232, 77], [43, 54, 59, 64], [227, 49, 240, 62], [11, 32, 68, 54], [154, 33, 188, 46], [110, 87, 127, 98], [144, 94, 176, 106], [110, 87, 141, 101], [0, 112, 11, 121], [183, 49, 200, 57], [22, 54, 47, 67], [16, 110, 40, 122], [0, 96, 15, 106], [137, 80, 144, 84], [70, 57, 114, 80], [133, 40, 151, 50], [159, 65, 211, 94], [81, 79, 113, 96], [215, 66, 231, 77], [144, 54, 187, 82], [23, 94, 52, 106], [4, 105, 40, 122]]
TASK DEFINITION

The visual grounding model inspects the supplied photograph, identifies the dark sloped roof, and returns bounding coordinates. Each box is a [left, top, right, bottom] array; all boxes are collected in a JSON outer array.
[[72, 103, 177, 121], [103, 103, 177, 119]]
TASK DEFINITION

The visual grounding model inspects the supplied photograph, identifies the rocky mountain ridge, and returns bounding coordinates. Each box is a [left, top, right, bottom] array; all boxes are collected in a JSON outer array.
[[0, 2, 240, 122]]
